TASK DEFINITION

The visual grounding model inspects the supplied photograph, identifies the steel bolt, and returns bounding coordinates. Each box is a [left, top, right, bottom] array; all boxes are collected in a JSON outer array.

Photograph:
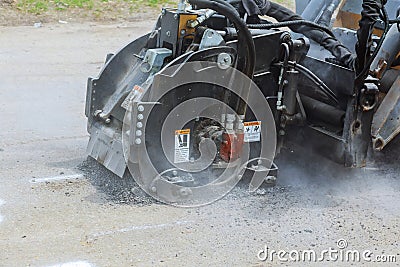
[[137, 122, 143, 128], [137, 114, 144, 120], [136, 130, 142, 137], [138, 105, 144, 112], [135, 138, 142, 145]]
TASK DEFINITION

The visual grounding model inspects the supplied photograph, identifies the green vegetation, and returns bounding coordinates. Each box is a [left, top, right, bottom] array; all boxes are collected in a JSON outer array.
[[17, 0, 49, 14], [15, 0, 176, 14], [10, 0, 293, 21], [14, 0, 293, 15]]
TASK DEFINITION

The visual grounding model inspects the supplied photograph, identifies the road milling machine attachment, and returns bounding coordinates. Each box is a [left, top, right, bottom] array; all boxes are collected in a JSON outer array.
[[85, 0, 400, 206]]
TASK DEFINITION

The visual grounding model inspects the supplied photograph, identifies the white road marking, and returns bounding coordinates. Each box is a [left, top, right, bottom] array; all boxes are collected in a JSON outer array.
[[0, 199, 4, 223], [47, 261, 92, 267], [86, 220, 193, 242], [30, 174, 85, 184]]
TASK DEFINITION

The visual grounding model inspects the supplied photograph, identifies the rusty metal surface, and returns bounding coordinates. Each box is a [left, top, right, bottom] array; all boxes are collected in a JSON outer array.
[[370, 24, 400, 79], [372, 76, 400, 150]]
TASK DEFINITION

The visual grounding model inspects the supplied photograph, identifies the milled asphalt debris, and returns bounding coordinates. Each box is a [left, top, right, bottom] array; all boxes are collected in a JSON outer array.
[[78, 157, 157, 206], [77, 152, 295, 207]]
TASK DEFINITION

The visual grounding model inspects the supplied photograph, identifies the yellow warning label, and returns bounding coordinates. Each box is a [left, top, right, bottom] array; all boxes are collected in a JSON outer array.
[[175, 129, 191, 135], [244, 121, 261, 143], [174, 129, 190, 163], [244, 121, 261, 127]]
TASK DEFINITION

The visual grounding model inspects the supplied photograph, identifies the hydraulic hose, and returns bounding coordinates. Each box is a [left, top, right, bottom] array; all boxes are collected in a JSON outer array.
[[247, 20, 335, 37], [273, 61, 339, 105], [246, 1, 354, 68], [206, 0, 239, 13], [292, 63, 339, 104], [355, 1, 390, 82], [188, 0, 256, 79], [188, 0, 256, 115]]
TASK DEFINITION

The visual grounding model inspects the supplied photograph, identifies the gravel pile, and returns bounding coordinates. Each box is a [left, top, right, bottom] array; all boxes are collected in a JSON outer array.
[[78, 157, 158, 206]]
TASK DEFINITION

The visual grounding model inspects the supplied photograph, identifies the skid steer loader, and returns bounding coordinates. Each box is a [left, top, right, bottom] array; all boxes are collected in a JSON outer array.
[[85, 0, 400, 206]]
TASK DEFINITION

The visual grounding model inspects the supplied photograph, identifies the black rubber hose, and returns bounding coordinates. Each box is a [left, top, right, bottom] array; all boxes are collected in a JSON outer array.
[[274, 62, 339, 104], [300, 95, 345, 126], [188, 0, 256, 78], [367, 5, 390, 69], [356, 2, 390, 82], [292, 63, 339, 104], [260, 2, 354, 69], [226, 0, 241, 4], [247, 20, 335, 37], [208, 0, 239, 13], [188, 0, 256, 115]]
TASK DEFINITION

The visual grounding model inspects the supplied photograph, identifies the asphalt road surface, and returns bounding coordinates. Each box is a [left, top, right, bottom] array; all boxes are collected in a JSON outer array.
[[0, 21, 400, 267]]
